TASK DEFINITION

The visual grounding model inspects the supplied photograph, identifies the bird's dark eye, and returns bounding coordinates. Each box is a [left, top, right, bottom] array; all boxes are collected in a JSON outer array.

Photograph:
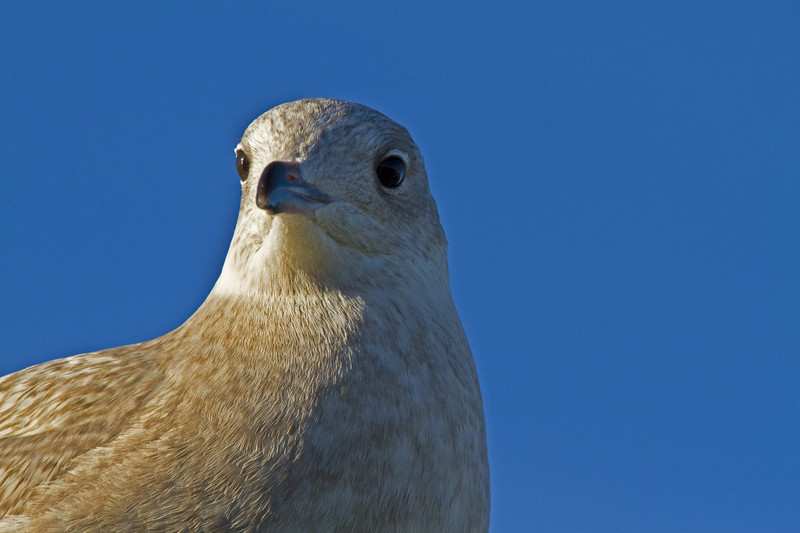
[[236, 150, 250, 181], [376, 156, 405, 188]]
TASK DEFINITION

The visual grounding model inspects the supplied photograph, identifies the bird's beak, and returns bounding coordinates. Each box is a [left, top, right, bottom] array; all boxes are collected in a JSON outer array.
[[256, 161, 332, 217]]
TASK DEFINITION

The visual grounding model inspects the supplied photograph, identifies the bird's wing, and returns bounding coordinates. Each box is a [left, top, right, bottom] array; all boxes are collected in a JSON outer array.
[[0, 346, 162, 517]]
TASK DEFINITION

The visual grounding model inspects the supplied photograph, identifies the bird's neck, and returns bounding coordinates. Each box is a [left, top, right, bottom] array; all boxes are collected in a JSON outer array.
[[211, 217, 451, 304]]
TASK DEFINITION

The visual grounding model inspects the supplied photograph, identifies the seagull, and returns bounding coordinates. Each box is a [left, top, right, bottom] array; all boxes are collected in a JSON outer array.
[[0, 98, 490, 531]]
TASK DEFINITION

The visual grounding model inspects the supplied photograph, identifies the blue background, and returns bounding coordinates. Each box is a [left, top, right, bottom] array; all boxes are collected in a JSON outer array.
[[1, 3, 798, 531]]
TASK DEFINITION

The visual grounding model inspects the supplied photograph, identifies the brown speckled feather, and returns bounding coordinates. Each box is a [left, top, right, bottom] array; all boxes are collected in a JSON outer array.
[[0, 99, 490, 532], [0, 348, 162, 517]]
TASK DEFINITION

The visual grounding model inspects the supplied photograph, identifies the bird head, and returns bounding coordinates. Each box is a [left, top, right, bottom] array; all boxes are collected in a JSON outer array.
[[213, 99, 449, 297]]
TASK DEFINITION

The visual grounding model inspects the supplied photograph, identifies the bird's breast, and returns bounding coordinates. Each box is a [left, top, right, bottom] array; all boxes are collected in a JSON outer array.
[[155, 290, 489, 529]]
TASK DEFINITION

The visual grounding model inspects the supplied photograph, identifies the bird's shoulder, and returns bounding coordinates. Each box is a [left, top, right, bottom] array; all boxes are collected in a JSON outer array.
[[0, 344, 163, 517]]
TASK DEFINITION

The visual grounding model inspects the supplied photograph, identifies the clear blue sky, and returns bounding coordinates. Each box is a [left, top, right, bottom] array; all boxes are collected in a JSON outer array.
[[1, 3, 799, 531]]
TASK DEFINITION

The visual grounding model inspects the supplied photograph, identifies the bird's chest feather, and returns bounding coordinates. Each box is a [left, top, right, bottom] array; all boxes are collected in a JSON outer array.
[[177, 294, 486, 529], [277, 309, 482, 528]]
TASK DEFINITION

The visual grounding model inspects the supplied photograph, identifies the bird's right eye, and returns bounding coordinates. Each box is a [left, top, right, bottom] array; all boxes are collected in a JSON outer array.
[[376, 156, 405, 188], [236, 150, 250, 181]]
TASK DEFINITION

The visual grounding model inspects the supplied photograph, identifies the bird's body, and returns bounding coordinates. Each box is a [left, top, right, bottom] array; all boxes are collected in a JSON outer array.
[[0, 99, 489, 531]]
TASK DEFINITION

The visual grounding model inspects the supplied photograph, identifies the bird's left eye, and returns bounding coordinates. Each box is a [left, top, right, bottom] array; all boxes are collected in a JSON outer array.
[[236, 150, 250, 181], [376, 156, 405, 188]]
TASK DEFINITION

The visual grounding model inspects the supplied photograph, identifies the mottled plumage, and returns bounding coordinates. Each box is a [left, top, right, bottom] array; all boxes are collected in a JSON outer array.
[[0, 99, 490, 531]]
